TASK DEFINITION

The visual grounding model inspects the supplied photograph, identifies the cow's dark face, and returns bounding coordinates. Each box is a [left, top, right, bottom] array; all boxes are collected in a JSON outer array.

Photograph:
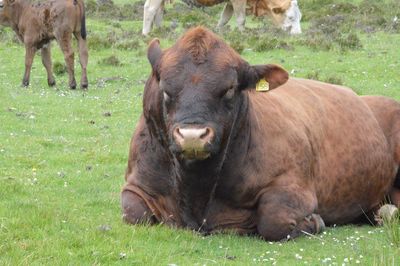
[[0, 0, 14, 26], [144, 28, 288, 162], [160, 60, 240, 161]]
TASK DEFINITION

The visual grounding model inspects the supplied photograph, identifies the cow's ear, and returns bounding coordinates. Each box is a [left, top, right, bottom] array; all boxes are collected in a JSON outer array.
[[239, 63, 288, 91], [252, 64, 289, 90], [147, 38, 162, 73]]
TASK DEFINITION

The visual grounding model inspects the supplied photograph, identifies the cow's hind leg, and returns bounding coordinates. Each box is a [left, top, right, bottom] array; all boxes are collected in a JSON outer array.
[[22, 44, 37, 87], [121, 189, 155, 225], [217, 3, 234, 28], [74, 32, 88, 89], [257, 184, 325, 241], [57, 32, 76, 89], [230, 0, 246, 31], [41, 44, 56, 86], [389, 169, 400, 207], [154, 3, 164, 28]]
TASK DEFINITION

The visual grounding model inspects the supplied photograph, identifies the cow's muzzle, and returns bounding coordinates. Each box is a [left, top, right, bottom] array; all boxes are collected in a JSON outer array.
[[173, 126, 215, 160]]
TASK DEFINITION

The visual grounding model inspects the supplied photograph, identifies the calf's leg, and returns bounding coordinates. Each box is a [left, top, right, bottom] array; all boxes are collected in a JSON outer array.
[[121, 189, 155, 225], [58, 33, 77, 89], [74, 32, 88, 89], [257, 184, 325, 241], [143, 0, 164, 35], [41, 45, 56, 86], [217, 3, 234, 28], [22, 44, 37, 87]]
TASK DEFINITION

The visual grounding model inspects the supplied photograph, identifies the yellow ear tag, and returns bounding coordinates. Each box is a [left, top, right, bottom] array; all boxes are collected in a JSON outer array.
[[256, 79, 269, 92]]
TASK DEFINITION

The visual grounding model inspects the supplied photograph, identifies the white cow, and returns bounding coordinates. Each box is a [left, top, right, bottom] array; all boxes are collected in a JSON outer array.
[[142, 0, 302, 35]]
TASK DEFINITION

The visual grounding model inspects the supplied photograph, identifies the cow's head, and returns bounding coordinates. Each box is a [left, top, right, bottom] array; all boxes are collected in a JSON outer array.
[[143, 27, 288, 162], [280, 0, 302, 34], [257, 0, 302, 34], [0, 0, 16, 26]]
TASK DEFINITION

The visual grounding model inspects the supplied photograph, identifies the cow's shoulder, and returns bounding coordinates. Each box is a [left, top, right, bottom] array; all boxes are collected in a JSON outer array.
[[125, 115, 173, 197]]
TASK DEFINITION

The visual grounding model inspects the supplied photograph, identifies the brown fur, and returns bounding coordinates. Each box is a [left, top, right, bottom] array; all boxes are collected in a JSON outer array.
[[122, 27, 400, 241], [0, 0, 88, 89]]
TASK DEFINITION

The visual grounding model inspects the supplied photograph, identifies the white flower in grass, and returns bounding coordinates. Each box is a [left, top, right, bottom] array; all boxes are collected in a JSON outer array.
[[295, 254, 303, 260]]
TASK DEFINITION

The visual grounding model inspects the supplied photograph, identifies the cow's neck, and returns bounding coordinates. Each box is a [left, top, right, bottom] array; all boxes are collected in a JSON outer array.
[[8, 1, 29, 32], [173, 157, 224, 229], [173, 92, 250, 230]]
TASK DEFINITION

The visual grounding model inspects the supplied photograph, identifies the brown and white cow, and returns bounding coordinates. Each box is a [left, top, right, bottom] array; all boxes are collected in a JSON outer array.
[[0, 0, 88, 89], [122, 27, 400, 241], [143, 0, 302, 35]]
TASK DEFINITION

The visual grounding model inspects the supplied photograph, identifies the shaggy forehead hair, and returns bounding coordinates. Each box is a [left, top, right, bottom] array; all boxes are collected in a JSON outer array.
[[160, 27, 242, 69]]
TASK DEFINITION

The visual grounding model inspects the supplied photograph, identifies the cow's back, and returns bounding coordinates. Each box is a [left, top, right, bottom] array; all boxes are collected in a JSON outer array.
[[247, 78, 395, 224]]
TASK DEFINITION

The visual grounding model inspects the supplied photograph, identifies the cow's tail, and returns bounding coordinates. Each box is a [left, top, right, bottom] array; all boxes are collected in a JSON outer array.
[[79, 0, 87, 40]]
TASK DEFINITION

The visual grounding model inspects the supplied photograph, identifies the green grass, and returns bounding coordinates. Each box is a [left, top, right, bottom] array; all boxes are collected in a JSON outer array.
[[1, 0, 400, 264]]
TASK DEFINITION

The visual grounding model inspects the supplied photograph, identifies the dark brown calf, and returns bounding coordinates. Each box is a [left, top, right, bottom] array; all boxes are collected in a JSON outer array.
[[0, 0, 88, 89], [121, 27, 400, 241]]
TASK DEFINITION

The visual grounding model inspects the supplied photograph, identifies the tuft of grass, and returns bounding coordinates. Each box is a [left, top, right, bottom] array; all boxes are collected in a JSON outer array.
[[324, 75, 344, 85], [306, 71, 321, 81], [98, 55, 123, 66], [223, 30, 246, 54], [53, 61, 67, 76], [88, 33, 114, 50], [382, 208, 400, 247]]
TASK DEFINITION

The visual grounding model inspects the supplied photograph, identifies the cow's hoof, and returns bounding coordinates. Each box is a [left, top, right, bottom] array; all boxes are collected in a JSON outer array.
[[81, 83, 88, 89], [22, 80, 29, 87], [69, 83, 77, 90], [375, 204, 399, 225], [311, 213, 326, 234], [48, 79, 56, 87]]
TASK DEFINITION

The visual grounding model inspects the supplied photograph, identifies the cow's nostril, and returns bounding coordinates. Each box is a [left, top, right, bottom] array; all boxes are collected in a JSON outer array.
[[200, 127, 215, 143], [200, 128, 210, 139], [174, 127, 184, 141]]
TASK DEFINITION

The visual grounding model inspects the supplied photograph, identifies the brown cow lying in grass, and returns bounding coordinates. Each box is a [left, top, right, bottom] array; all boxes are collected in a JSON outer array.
[[0, 0, 88, 89], [121, 26, 400, 241]]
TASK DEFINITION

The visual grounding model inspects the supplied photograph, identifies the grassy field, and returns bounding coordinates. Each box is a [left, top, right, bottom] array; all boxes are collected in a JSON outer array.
[[1, 0, 400, 264]]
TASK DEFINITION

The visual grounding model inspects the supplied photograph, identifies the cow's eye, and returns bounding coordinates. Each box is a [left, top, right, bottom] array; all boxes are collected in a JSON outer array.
[[163, 91, 170, 102], [272, 7, 284, 14], [223, 87, 235, 100]]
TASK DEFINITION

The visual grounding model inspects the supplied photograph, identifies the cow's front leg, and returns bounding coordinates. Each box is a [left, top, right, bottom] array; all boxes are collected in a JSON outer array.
[[217, 3, 234, 28], [143, 0, 164, 35], [121, 189, 155, 225], [257, 184, 325, 241], [22, 44, 37, 87], [230, 0, 246, 31], [41, 45, 56, 86]]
